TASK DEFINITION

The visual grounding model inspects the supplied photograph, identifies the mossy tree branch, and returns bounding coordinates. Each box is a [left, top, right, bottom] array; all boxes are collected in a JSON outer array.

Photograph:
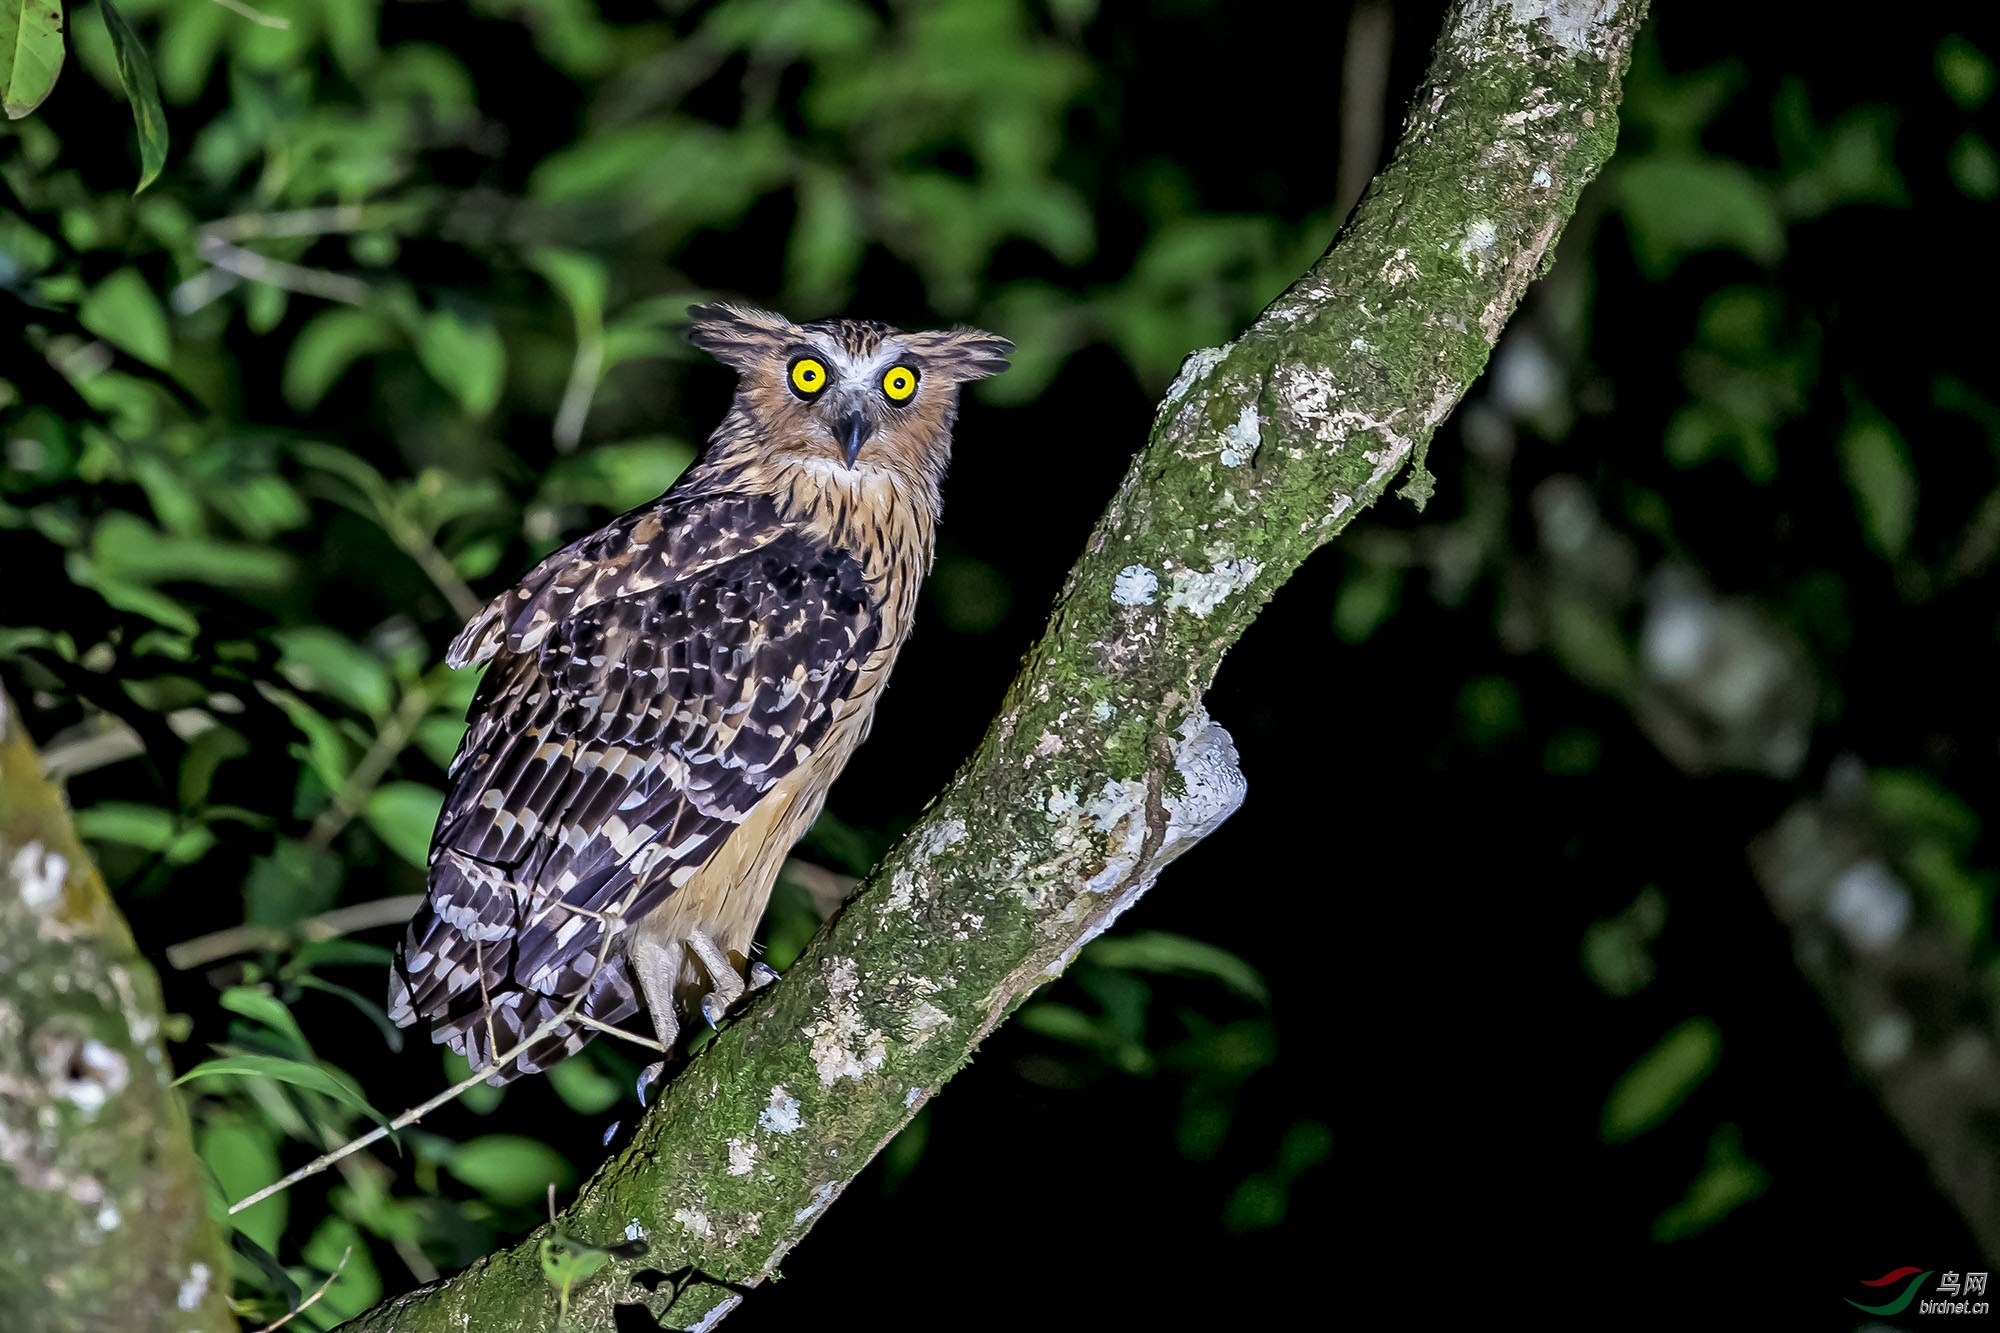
[[0, 690, 235, 1333], [350, 3, 1646, 1327]]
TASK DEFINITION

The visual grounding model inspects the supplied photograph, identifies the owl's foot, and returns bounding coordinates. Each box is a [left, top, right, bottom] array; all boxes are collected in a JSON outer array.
[[689, 929, 780, 1032]]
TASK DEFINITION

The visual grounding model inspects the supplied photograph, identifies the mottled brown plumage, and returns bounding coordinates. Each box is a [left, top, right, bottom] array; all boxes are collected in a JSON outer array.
[[388, 303, 1010, 1082]]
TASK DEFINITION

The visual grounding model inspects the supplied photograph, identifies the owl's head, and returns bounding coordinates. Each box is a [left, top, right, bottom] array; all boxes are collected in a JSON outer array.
[[687, 303, 1011, 488]]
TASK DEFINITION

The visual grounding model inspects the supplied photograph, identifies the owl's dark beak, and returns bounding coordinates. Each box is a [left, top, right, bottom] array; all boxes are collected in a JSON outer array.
[[836, 411, 872, 469]]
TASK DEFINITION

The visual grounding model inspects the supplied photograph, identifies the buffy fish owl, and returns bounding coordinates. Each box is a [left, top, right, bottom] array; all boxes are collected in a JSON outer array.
[[388, 303, 1011, 1085]]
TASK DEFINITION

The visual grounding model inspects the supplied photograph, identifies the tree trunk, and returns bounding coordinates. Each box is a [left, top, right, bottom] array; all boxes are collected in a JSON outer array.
[[0, 690, 235, 1332], [345, 1, 1649, 1326]]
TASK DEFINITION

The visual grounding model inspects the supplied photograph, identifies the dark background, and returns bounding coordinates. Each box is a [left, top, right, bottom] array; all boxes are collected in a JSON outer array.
[[3, 0, 1996, 1326]]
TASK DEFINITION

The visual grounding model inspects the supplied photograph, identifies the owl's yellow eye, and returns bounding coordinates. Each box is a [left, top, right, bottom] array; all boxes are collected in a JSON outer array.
[[881, 365, 918, 402], [789, 357, 829, 397]]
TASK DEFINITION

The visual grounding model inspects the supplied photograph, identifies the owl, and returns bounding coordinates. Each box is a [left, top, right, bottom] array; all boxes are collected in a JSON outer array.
[[387, 303, 1011, 1086]]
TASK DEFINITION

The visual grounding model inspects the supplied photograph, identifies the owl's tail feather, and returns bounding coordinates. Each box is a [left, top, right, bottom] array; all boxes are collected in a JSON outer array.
[[388, 870, 640, 1085], [434, 965, 638, 1084]]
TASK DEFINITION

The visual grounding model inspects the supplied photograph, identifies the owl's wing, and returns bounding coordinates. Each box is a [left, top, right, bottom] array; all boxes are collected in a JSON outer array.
[[390, 491, 881, 1074]]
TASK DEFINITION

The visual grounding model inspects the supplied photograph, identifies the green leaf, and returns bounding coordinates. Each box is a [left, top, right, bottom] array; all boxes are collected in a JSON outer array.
[[416, 307, 506, 417], [302, 1216, 383, 1320], [1, 0, 65, 120], [91, 511, 295, 589], [1872, 769, 1981, 855], [74, 800, 214, 863], [1771, 81, 1907, 220], [363, 782, 443, 870], [535, 438, 695, 515], [66, 553, 200, 635], [1085, 930, 1269, 1005], [266, 692, 354, 795], [546, 1054, 622, 1116], [443, 1049, 504, 1115], [244, 277, 287, 335], [200, 1114, 286, 1253], [1221, 1120, 1332, 1232], [178, 722, 249, 810], [1547, 596, 1639, 694], [1602, 1017, 1721, 1143], [1017, 1000, 1111, 1049], [412, 714, 469, 769], [292, 440, 397, 514], [1614, 155, 1784, 279], [206, 471, 310, 542], [1901, 843, 1989, 944], [71, 802, 174, 848], [925, 554, 1011, 636], [176, 1053, 389, 1128], [1840, 406, 1917, 559], [1948, 132, 2000, 201], [531, 248, 607, 333], [1581, 887, 1667, 997], [96, 0, 167, 192], [283, 939, 395, 976], [283, 308, 398, 411], [788, 168, 864, 304], [448, 1134, 573, 1206], [218, 986, 312, 1058], [294, 974, 404, 1052], [1457, 675, 1524, 747], [1332, 562, 1402, 644], [1620, 43, 1744, 152], [226, 1229, 300, 1306], [539, 1233, 610, 1292], [275, 626, 393, 720], [78, 268, 171, 369], [1937, 34, 1995, 110], [1652, 1124, 1769, 1241]]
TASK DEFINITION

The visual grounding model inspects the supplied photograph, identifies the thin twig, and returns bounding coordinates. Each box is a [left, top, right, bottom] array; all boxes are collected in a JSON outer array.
[[255, 1246, 349, 1333], [229, 902, 630, 1216], [552, 330, 604, 454], [573, 1012, 665, 1052], [211, 0, 291, 29], [166, 894, 426, 971], [475, 938, 501, 1070], [195, 235, 372, 307], [39, 707, 219, 779], [366, 501, 485, 622], [171, 205, 396, 314], [202, 206, 382, 241]]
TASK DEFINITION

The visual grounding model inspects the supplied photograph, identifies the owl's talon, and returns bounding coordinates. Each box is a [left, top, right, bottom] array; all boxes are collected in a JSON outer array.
[[698, 993, 727, 1031], [686, 929, 746, 1007], [748, 962, 780, 990], [636, 1061, 666, 1107]]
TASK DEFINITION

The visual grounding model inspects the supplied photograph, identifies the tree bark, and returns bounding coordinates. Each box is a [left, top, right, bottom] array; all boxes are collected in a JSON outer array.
[[349, 2, 1647, 1327], [0, 690, 236, 1332]]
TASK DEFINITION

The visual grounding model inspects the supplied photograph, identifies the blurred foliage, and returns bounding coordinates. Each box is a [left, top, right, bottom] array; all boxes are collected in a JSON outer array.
[[1318, 9, 2000, 1261], [4, 0, 1999, 1323]]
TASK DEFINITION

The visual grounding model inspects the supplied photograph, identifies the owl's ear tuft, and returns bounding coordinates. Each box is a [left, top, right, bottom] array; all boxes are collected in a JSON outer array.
[[906, 327, 1013, 382], [687, 302, 798, 371]]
